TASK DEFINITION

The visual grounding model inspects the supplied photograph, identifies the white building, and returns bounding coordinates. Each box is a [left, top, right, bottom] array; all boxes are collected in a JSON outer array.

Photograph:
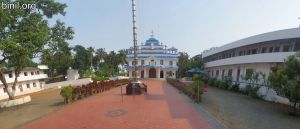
[[0, 65, 48, 100], [126, 34, 179, 78], [66, 67, 79, 81], [202, 28, 300, 88]]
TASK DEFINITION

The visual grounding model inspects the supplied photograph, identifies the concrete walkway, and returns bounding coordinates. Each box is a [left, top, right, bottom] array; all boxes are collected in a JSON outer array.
[[19, 79, 225, 129]]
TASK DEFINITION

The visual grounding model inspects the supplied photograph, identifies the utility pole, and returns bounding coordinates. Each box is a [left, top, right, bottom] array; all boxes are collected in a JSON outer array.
[[132, 0, 138, 81]]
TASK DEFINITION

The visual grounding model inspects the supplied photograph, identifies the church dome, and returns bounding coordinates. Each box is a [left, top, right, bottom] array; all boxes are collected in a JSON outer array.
[[144, 37, 160, 46]]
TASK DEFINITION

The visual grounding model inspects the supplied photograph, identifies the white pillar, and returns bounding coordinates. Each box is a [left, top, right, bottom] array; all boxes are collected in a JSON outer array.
[[173, 70, 176, 78], [157, 68, 160, 78], [137, 69, 140, 78], [163, 70, 167, 78], [129, 70, 132, 78], [144, 68, 147, 78]]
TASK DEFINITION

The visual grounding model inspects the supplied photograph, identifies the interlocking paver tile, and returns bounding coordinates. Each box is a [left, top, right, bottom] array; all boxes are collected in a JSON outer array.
[[19, 79, 220, 129]]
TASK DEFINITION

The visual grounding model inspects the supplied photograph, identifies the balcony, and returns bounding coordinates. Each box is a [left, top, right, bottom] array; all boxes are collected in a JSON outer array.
[[205, 52, 296, 68]]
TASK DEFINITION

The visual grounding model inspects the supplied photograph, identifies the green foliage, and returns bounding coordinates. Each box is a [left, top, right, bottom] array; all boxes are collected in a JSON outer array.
[[95, 63, 114, 77], [230, 82, 240, 92], [215, 80, 222, 88], [202, 77, 209, 84], [175, 53, 204, 78], [41, 21, 74, 76], [92, 76, 108, 81], [166, 71, 173, 78], [208, 78, 217, 86], [60, 86, 73, 104], [0, 0, 68, 100], [192, 74, 201, 80], [83, 69, 93, 78], [103, 51, 119, 76], [190, 54, 203, 69], [244, 84, 260, 98], [72, 45, 91, 76], [220, 76, 232, 89], [93, 48, 107, 68], [269, 69, 288, 89], [167, 78, 204, 102], [270, 53, 300, 114], [188, 80, 204, 102], [244, 69, 255, 81], [177, 52, 190, 78], [241, 69, 266, 98], [188, 80, 204, 94]]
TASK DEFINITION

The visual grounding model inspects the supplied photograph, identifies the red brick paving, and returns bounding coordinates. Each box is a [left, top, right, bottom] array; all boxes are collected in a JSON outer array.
[[20, 79, 213, 129]]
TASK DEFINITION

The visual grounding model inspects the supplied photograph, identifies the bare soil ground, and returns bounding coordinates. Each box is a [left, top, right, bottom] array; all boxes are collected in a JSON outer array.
[[0, 88, 68, 129]]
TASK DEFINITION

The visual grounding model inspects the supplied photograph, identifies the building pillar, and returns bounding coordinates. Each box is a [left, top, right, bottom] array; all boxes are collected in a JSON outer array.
[[129, 69, 132, 78], [157, 68, 160, 79], [137, 69, 140, 78], [173, 70, 176, 78], [144, 68, 147, 78]]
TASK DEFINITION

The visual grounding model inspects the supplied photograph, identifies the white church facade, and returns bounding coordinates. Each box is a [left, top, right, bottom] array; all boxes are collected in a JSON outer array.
[[126, 34, 179, 79]]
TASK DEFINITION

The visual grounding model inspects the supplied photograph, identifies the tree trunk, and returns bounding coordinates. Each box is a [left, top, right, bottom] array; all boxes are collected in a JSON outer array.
[[0, 71, 15, 100], [11, 71, 19, 99]]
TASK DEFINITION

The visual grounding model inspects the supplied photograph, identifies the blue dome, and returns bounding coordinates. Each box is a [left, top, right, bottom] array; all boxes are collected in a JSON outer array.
[[169, 46, 177, 50], [145, 38, 160, 46]]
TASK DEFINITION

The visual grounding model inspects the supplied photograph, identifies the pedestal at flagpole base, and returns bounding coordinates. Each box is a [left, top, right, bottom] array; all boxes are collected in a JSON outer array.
[[126, 80, 147, 95]]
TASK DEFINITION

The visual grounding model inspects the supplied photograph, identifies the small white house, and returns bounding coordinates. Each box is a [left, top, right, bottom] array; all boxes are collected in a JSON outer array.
[[0, 65, 49, 100], [66, 67, 79, 81]]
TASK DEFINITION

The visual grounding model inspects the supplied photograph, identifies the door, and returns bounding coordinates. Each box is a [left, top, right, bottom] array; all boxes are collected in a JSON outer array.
[[149, 68, 156, 78], [160, 71, 164, 78], [141, 70, 144, 78]]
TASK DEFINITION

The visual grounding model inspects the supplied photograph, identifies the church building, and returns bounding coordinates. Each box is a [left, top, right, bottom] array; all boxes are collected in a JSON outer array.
[[126, 33, 179, 78]]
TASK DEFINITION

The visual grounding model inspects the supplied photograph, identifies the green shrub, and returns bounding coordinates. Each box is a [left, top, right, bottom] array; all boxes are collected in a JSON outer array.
[[220, 81, 227, 89], [202, 77, 209, 84], [187, 80, 204, 102], [92, 76, 108, 81], [221, 76, 232, 89], [192, 74, 201, 81], [244, 84, 260, 98], [60, 86, 73, 104], [208, 78, 217, 86], [230, 82, 240, 92], [215, 80, 222, 88], [208, 78, 214, 86]]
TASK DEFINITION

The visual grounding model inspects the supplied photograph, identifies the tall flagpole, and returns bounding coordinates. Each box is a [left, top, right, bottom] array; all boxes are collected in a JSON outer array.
[[132, 0, 138, 81]]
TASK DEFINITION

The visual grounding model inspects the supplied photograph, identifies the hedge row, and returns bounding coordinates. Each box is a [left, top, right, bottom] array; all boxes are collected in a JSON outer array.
[[166, 78, 204, 102], [60, 79, 130, 103]]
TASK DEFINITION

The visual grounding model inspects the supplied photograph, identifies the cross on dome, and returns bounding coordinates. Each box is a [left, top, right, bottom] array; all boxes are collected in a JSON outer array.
[[150, 30, 154, 38]]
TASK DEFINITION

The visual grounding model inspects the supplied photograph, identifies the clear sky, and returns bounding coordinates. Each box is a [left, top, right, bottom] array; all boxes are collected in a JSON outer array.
[[52, 0, 300, 57]]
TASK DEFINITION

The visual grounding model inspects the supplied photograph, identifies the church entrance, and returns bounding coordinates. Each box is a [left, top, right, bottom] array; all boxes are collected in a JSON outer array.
[[149, 68, 156, 78], [141, 70, 144, 78], [160, 71, 164, 78]]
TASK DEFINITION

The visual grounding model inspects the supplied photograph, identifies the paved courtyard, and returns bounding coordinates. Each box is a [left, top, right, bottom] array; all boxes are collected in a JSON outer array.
[[19, 79, 225, 129], [200, 86, 300, 129]]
